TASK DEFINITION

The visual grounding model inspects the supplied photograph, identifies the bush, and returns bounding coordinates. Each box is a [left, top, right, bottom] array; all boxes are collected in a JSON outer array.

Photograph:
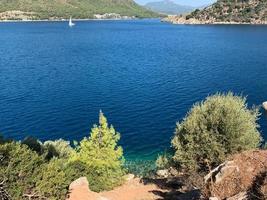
[[172, 93, 261, 171], [43, 139, 75, 159], [70, 111, 125, 192], [35, 159, 69, 200], [0, 141, 74, 200], [0, 142, 45, 199]]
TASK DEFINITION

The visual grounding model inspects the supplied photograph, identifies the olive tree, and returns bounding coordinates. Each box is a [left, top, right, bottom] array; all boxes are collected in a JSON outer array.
[[172, 93, 261, 171]]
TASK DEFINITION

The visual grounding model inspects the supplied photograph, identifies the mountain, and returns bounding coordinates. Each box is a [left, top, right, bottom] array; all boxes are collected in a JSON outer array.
[[164, 0, 267, 24], [145, 0, 195, 15], [0, 0, 158, 20]]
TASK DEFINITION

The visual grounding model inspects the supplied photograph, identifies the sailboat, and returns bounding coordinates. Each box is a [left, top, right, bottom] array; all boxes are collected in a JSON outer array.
[[69, 17, 75, 27]]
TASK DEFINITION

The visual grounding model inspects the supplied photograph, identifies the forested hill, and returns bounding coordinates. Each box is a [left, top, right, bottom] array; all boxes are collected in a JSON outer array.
[[165, 0, 267, 24], [190, 0, 267, 23], [0, 0, 158, 20]]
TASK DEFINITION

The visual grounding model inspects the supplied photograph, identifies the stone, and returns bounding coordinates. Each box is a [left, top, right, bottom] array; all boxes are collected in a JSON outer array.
[[67, 177, 101, 200], [204, 161, 239, 184], [69, 177, 89, 190], [156, 169, 169, 178], [209, 197, 219, 200]]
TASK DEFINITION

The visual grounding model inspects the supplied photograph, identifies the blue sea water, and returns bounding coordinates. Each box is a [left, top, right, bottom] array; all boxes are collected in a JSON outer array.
[[0, 19, 267, 160]]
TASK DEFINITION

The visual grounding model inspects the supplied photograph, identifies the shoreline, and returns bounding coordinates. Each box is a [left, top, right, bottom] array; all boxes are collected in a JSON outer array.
[[0, 18, 160, 23], [162, 16, 267, 25]]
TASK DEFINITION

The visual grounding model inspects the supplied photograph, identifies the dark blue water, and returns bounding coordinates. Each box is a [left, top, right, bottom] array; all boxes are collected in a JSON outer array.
[[1, 19, 267, 160]]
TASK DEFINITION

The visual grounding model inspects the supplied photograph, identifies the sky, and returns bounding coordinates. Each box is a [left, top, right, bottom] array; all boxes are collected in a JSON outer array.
[[134, 0, 216, 7]]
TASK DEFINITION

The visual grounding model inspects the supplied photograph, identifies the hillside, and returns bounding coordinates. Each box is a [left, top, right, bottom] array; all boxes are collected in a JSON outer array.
[[145, 0, 195, 15], [164, 0, 267, 24], [0, 0, 158, 20]]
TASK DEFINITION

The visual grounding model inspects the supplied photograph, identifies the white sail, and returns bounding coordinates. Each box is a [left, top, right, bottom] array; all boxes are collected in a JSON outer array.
[[69, 17, 75, 27]]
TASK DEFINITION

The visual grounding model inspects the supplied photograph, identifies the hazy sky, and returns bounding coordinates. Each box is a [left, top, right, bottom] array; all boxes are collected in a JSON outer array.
[[135, 0, 216, 6]]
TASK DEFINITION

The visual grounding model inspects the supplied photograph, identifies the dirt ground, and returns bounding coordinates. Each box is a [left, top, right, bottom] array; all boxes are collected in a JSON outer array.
[[67, 176, 201, 200]]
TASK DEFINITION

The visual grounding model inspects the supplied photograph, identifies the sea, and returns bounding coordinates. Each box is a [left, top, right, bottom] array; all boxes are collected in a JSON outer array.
[[0, 19, 267, 160]]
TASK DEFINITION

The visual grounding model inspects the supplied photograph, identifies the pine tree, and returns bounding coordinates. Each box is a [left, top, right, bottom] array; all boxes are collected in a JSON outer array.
[[71, 111, 125, 191]]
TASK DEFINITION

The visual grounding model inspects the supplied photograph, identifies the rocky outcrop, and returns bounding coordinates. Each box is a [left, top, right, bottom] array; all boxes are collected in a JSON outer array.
[[205, 150, 267, 200], [162, 15, 204, 24]]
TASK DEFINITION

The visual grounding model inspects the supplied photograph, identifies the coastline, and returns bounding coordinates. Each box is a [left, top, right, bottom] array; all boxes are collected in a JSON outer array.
[[162, 16, 267, 25], [0, 17, 160, 23]]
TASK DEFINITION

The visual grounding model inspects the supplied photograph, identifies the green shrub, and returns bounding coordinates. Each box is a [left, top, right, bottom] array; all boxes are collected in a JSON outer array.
[[0, 142, 45, 199], [43, 139, 75, 159], [35, 159, 69, 200], [172, 93, 261, 171], [0, 141, 74, 200], [64, 160, 89, 182], [70, 111, 125, 192]]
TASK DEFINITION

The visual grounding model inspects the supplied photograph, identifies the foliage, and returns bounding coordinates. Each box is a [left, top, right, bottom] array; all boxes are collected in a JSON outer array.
[[0, 112, 126, 198], [186, 0, 267, 23], [0, 0, 159, 20], [156, 152, 172, 169], [0, 141, 79, 200], [71, 111, 125, 192], [35, 159, 69, 200], [172, 93, 261, 171], [21, 136, 73, 161], [0, 142, 45, 199], [43, 139, 75, 159]]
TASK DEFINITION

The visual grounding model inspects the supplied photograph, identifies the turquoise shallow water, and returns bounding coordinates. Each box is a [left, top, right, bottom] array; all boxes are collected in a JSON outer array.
[[0, 19, 267, 160]]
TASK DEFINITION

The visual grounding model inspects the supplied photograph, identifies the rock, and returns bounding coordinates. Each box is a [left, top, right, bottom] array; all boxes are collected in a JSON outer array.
[[67, 177, 101, 200], [169, 167, 179, 176], [205, 150, 267, 199], [263, 102, 267, 111], [69, 177, 89, 190], [162, 15, 204, 24], [204, 161, 239, 184], [209, 197, 219, 200], [156, 169, 169, 178]]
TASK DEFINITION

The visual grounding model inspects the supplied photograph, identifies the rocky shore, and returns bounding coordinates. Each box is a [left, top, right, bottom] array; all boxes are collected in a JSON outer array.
[[162, 15, 267, 25]]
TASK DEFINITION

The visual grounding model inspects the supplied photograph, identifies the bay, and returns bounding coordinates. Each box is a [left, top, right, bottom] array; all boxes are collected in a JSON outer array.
[[0, 19, 267, 160]]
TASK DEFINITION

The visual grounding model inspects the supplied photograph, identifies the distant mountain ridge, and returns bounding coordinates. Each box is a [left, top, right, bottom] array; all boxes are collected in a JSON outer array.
[[0, 0, 158, 20], [145, 0, 195, 15], [164, 0, 267, 24]]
